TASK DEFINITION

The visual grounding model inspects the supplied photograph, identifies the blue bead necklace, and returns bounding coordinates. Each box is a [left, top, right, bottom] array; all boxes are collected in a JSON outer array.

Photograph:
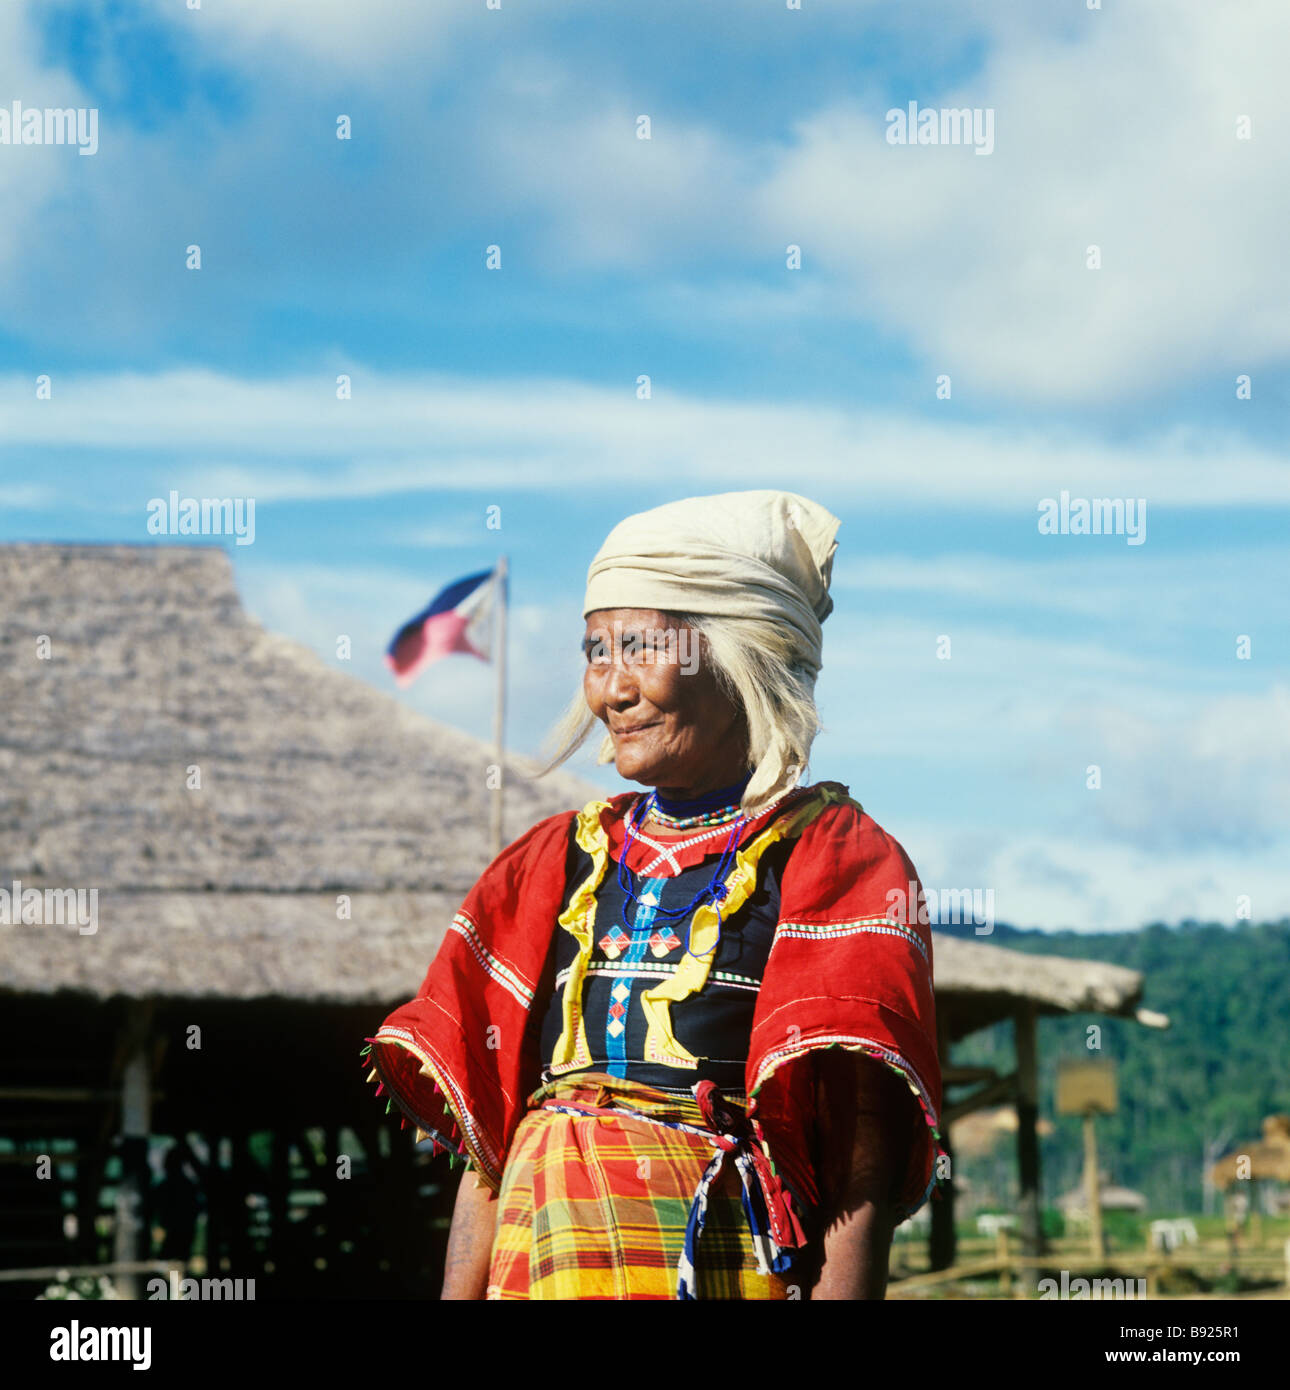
[[617, 789, 747, 962], [656, 772, 745, 822]]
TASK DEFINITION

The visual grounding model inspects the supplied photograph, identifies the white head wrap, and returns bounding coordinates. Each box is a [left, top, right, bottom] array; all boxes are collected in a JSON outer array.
[[582, 489, 840, 677]]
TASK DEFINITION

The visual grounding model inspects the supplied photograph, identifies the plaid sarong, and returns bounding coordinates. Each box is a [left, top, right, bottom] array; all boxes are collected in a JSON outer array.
[[485, 1073, 794, 1300]]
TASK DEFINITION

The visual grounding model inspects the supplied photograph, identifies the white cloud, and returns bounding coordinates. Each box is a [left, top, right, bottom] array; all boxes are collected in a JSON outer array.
[[0, 7, 94, 276], [6, 2, 1288, 405], [814, 613, 1201, 788], [391, 521, 489, 549], [0, 482, 59, 509], [900, 818, 1288, 932], [831, 550, 1287, 626], [455, 2, 1290, 402], [135, 0, 937, 73], [2, 368, 1287, 509], [1076, 686, 1290, 851], [479, 93, 756, 269], [137, 0, 473, 72], [754, 2, 1290, 400]]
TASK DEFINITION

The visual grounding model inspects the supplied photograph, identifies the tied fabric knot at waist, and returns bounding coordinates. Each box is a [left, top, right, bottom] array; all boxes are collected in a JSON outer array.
[[538, 1077, 808, 1300]]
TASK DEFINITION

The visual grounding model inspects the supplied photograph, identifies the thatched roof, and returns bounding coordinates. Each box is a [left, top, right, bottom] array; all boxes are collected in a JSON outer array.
[[1210, 1116, 1290, 1188], [0, 544, 598, 1003], [0, 545, 1164, 1027], [950, 1105, 1055, 1157], [1059, 1183, 1148, 1213], [931, 933, 1160, 1041]]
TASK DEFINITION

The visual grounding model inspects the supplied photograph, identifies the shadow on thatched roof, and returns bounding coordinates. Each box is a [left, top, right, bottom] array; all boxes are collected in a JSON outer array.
[[931, 932, 1160, 1040], [0, 543, 600, 1004]]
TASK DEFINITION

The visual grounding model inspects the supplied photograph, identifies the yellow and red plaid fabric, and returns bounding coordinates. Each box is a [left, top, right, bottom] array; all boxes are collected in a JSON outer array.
[[485, 1073, 793, 1300]]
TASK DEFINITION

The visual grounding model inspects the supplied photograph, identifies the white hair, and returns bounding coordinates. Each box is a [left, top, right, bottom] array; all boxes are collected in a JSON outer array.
[[538, 611, 821, 815]]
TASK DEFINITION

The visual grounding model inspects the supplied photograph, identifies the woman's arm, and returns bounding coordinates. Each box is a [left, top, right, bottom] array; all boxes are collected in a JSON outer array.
[[441, 1165, 499, 1300], [809, 1050, 917, 1300]]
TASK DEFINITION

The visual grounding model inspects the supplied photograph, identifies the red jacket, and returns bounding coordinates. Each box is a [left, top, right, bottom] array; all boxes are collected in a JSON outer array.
[[365, 782, 943, 1248]]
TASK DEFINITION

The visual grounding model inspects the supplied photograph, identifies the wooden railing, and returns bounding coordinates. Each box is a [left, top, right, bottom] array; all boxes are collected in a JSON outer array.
[[888, 1229, 1290, 1299]]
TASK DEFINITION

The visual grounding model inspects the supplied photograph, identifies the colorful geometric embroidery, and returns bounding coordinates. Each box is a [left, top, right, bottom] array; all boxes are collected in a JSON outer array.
[[638, 793, 833, 1072], [447, 913, 535, 1009], [606, 980, 631, 1039], [775, 915, 930, 964], [648, 927, 682, 958], [598, 925, 630, 959], [605, 880, 666, 1077], [555, 961, 762, 993]]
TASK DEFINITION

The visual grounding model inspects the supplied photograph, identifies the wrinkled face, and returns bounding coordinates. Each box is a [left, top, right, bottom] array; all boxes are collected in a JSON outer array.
[[582, 608, 747, 795]]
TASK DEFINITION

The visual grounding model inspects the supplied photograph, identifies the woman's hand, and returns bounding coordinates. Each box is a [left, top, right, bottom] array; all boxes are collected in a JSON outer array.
[[809, 1049, 918, 1300], [441, 1164, 499, 1299]]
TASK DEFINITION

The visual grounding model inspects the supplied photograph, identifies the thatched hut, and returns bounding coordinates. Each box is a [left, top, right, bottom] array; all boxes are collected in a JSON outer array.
[[0, 543, 595, 1297], [1209, 1116, 1290, 1190], [928, 933, 1167, 1266], [1059, 1180, 1148, 1215]]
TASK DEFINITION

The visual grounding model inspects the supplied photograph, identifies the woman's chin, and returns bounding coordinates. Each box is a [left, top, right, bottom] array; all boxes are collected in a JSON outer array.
[[613, 750, 662, 786]]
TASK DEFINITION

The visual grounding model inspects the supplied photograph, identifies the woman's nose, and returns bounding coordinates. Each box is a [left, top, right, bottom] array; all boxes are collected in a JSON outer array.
[[603, 656, 639, 707]]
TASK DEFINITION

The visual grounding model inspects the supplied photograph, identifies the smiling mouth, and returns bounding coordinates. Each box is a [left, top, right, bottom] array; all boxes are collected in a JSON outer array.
[[612, 722, 660, 738]]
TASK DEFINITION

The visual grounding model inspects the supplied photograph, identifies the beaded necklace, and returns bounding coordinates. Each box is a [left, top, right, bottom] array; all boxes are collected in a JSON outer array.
[[631, 782, 799, 875], [616, 791, 745, 961], [647, 801, 744, 830], [649, 775, 751, 829], [632, 819, 746, 871]]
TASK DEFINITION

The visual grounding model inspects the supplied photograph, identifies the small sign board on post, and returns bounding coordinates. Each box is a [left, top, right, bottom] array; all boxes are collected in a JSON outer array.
[[1056, 1059, 1117, 1116]]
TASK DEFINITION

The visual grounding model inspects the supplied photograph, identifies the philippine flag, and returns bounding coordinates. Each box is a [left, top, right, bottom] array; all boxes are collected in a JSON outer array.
[[385, 568, 496, 688]]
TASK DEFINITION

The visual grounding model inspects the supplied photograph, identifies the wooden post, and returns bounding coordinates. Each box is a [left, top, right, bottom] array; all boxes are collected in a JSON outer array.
[[113, 1003, 153, 1299], [270, 1131, 290, 1279], [204, 1134, 225, 1277], [75, 1150, 99, 1264], [997, 1226, 1012, 1297], [229, 1129, 252, 1274], [1014, 1004, 1044, 1258], [1083, 1110, 1105, 1261], [929, 1009, 956, 1270], [488, 556, 509, 860]]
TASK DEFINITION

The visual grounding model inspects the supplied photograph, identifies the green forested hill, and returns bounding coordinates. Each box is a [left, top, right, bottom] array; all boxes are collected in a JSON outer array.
[[946, 920, 1290, 1213]]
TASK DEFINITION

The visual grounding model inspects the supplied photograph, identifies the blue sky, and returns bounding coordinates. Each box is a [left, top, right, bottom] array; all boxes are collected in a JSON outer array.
[[1, 0, 1287, 930]]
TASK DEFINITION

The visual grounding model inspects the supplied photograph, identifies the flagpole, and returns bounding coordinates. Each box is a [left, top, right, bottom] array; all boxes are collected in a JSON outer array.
[[489, 555, 508, 859]]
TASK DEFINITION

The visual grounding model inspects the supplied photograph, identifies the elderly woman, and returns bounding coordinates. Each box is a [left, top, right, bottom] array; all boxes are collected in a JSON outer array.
[[363, 490, 942, 1300]]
